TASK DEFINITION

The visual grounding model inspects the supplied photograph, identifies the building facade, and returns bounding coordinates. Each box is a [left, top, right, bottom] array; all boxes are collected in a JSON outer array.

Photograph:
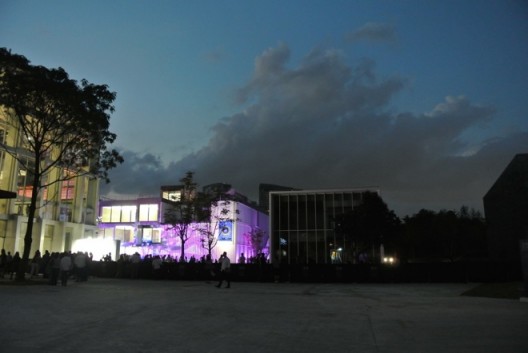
[[484, 153, 528, 263], [269, 188, 379, 264], [97, 186, 269, 262], [0, 110, 99, 256]]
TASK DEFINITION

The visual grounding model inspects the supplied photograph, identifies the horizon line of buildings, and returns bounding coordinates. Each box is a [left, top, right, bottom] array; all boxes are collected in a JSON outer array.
[[1, 103, 525, 264]]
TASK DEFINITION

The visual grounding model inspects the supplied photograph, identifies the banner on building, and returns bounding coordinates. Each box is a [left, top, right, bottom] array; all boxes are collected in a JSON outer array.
[[218, 221, 232, 241]]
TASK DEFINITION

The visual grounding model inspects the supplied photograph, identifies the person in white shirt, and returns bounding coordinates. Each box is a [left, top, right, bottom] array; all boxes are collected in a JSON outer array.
[[152, 255, 163, 279], [60, 253, 72, 287], [74, 252, 87, 282], [215, 252, 231, 288]]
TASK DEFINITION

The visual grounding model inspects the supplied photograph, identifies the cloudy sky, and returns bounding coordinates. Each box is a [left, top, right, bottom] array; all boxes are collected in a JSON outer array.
[[1, 1, 527, 216]]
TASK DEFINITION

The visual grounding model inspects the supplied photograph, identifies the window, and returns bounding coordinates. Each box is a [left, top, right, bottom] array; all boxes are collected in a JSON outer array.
[[121, 206, 136, 222], [152, 229, 161, 243], [61, 179, 75, 200], [101, 207, 112, 223], [17, 159, 36, 198], [162, 190, 181, 202], [110, 206, 121, 222], [139, 204, 158, 222], [101, 205, 137, 223]]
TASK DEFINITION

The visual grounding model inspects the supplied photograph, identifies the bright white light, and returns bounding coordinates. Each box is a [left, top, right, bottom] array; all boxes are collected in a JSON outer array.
[[72, 238, 116, 261], [383, 256, 395, 264]]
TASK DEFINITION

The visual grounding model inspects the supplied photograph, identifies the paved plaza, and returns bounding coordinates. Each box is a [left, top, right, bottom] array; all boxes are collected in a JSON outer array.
[[1, 278, 527, 353]]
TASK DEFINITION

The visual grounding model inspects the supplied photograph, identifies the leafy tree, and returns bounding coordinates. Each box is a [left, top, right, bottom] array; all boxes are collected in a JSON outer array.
[[402, 206, 487, 262], [0, 48, 123, 280], [456, 206, 487, 258], [244, 227, 268, 257], [335, 191, 401, 262], [402, 209, 438, 260], [163, 172, 201, 261], [195, 186, 238, 258], [434, 210, 459, 261]]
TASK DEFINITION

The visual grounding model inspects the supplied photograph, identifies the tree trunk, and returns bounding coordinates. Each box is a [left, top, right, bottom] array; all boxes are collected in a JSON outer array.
[[16, 182, 38, 281], [16, 174, 40, 281]]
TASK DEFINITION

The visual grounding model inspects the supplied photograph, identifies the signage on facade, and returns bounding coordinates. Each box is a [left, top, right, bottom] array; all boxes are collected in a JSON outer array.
[[218, 221, 232, 241]]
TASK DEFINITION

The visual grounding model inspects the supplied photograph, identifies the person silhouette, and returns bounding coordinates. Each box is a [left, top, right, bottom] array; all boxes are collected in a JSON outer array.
[[215, 252, 231, 289]]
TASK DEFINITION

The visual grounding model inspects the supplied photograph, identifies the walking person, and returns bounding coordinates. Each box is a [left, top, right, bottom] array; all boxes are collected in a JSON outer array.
[[48, 253, 60, 285], [60, 252, 72, 287], [9, 251, 20, 280], [73, 251, 87, 282], [0, 249, 7, 278], [29, 250, 41, 278], [215, 252, 231, 289]]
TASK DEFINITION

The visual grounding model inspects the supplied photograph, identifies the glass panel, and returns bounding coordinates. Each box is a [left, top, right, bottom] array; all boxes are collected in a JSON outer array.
[[298, 195, 307, 230], [61, 179, 75, 200], [316, 231, 327, 264], [139, 205, 149, 221], [306, 230, 317, 264], [120, 206, 136, 222], [315, 194, 325, 229], [162, 190, 181, 202], [289, 231, 299, 264], [288, 195, 298, 229], [102, 228, 113, 238], [271, 195, 280, 231], [307, 195, 316, 229], [111, 206, 121, 222], [148, 204, 158, 221], [152, 229, 161, 243], [353, 192, 363, 208], [279, 195, 289, 230], [114, 228, 125, 242], [142, 228, 152, 242], [101, 207, 111, 223], [343, 192, 353, 213]]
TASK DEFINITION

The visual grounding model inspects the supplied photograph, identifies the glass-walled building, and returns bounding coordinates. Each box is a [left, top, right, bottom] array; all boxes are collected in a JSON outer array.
[[270, 188, 379, 264]]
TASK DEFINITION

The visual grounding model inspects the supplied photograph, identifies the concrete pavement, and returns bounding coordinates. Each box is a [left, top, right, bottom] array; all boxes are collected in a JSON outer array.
[[0, 278, 527, 353]]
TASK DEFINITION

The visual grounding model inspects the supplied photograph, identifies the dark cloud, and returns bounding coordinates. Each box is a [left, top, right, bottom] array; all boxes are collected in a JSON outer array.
[[103, 44, 527, 216], [345, 22, 397, 44], [101, 151, 172, 198]]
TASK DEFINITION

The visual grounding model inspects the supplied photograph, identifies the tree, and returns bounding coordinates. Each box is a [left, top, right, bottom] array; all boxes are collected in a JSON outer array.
[[195, 186, 238, 258], [163, 172, 202, 261], [244, 227, 268, 258], [0, 48, 123, 280], [456, 206, 487, 258], [402, 206, 487, 262], [402, 209, 437, 260], [335, 191, 401, 262]]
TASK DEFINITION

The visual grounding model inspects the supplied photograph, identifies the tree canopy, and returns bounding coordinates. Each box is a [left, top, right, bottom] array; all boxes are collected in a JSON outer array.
[[334, 191, 402, 262], [402, 207, 487, 262], [0, 48, 123, 279]]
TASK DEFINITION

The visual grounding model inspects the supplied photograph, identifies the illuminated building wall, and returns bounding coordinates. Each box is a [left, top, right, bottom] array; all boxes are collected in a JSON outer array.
[[269, 188, 379, 265], [97, 196, 269, 262], [0, 109, 99, 255]]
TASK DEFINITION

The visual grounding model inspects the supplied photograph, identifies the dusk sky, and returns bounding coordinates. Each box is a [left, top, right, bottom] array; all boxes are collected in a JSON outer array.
[[1, 1, 527, 216]]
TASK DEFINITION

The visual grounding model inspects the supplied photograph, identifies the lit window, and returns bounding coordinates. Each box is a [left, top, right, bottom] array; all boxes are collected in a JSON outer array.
[[162, 190, 181, 202], [101, 205, 137, 223], [121, 206, 136, 222], [101, 207, 112, 222], [139, 204, 159, 221], [152, 229, 161, 243], [110, 206, 121, 222], [61, 179, 75, 200]]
